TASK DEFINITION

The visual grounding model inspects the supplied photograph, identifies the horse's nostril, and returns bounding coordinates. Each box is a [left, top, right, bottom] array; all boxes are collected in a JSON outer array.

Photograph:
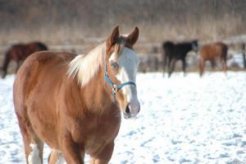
[[125, 105, 130, 114]]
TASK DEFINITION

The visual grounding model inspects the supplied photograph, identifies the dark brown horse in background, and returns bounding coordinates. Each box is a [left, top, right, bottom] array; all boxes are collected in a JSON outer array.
[[199, 42, 228, 76], [162, 40, 198, 77], [1, 41, 48, 78]]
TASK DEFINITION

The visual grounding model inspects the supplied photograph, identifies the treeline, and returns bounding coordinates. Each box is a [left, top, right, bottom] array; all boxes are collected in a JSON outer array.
[[0, 0, 246, 44]]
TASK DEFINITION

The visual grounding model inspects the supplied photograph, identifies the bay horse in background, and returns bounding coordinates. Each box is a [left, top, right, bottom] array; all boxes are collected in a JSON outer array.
[[1, 41, 48, 78], [13, 26, 140, 164], [199, 42, 228, 76], [162, 40, 198, 77]]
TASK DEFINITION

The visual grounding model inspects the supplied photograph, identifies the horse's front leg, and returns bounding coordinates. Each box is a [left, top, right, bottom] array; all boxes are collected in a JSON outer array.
[[60, 133, 84, 164], [199, 58, 205, 77], [90, 142, 114, 164], [48, 150, 65, 164], [162, 54, 167, 76], [168, 59, 176, 77], [182, 58, 187, 76], [16, 61, 21, 73], [221, 58, 227, 74]]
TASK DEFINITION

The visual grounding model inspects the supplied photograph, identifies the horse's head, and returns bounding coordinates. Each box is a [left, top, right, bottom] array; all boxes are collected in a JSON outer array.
[[192, 40, 199, 53], [105, 26, 140, 119]]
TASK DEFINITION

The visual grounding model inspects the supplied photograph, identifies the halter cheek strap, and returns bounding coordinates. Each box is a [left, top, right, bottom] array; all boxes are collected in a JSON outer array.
[[104, 63, 136, 98]]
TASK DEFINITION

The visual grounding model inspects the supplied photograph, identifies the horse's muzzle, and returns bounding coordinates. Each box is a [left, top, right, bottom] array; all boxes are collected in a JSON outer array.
[[123, 100, 140, 119]]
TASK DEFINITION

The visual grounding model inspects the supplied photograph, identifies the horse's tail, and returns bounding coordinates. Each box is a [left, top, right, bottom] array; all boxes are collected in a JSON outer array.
[[224, 45, 228, 59], [1, 51, 11, 78], [162, 42, 174, 76], [220, 43, 228, 73]]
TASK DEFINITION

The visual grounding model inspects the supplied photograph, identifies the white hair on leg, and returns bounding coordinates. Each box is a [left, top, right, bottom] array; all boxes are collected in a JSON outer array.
[[56, 156, 66, 164], [28, 144, 42, 164], [55, 150, 66, 164]]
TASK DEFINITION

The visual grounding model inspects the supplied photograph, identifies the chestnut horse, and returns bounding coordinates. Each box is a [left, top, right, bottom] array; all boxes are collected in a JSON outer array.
[[199, 42, 228, 76], [162, 40, 198, 77], [1, 41, 48, 78], [13, 26, 140, 164]]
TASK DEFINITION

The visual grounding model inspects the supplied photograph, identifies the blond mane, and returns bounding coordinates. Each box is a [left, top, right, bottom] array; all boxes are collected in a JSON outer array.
[[68, 43, 105, 86]]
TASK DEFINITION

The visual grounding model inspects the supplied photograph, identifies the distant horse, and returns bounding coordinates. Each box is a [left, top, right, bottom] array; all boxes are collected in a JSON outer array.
[[199, 42, 228, 76], [162, 40, 198, 77], [241, 43, 246, 68], [1, 41, 48, 78], [13, 26, 140, 164]]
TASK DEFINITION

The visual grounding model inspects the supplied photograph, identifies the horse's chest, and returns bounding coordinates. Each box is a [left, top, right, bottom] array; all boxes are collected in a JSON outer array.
[[86, 125, 119, 148], [70, 116, 121, 144]]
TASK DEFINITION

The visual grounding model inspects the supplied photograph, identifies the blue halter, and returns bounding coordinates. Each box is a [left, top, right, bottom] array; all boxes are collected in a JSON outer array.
[[104, 63, 136, 97]]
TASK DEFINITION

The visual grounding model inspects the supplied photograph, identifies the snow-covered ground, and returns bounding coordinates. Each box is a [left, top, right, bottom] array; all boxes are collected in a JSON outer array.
[[0, 71, 246, 164]]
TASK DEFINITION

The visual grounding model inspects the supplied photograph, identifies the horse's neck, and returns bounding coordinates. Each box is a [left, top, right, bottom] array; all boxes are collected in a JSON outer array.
[[68, 66, 118, 115], [66, 42, 120, 115], [81, 68, 117, 113], [183, 43, 193, 53]]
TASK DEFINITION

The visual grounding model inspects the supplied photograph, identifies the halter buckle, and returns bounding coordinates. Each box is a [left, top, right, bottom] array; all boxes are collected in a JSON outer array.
[[112, 84, 118, 96]]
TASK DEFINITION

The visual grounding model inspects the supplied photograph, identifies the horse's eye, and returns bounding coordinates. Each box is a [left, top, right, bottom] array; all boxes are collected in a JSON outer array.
[[110, 61, 119, 69]]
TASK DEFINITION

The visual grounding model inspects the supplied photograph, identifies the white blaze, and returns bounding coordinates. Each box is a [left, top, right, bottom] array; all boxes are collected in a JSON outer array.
[[109, 47, 140, 117]]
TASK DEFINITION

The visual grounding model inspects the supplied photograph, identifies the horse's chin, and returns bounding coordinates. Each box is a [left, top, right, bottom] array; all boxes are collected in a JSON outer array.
[[123, 114, 131, 119], [123, 113, 137, 119]]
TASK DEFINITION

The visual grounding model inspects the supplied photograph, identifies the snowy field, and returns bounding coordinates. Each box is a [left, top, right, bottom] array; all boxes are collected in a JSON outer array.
[[0, 71, 246, 164]]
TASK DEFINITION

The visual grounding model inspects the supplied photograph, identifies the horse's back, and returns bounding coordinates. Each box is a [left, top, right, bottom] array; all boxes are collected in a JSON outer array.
[[162, 41, 194, 59], [29, 41, 48, 52], [174, 42, 193, 58], [200, 42, 227, 60]]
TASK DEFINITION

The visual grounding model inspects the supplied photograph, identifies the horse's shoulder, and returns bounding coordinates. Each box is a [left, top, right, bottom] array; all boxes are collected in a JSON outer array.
[[215, 42, 227, 48]]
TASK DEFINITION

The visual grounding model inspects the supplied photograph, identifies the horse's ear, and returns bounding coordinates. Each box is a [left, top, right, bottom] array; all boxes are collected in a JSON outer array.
[[127, 27, 139, 46], [107, 26, 119, 49]]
